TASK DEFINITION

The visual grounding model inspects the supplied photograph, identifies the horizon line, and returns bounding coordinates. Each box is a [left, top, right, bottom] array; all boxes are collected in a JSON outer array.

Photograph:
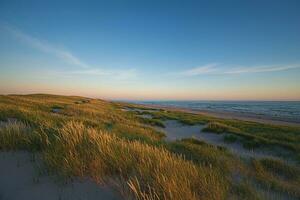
[[1, 93, 300, 102]]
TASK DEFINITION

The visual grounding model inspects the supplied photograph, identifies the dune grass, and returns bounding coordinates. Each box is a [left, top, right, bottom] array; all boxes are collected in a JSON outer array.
[[0, 121, 30, 150], [166, 138, 238, 173], [223, 134, 239, 143], [251, 158, 300, 197], [202, 122, 241, 134], [0, 120, 50, 151], [1, 94, 300, 199], [44, 121, 227, 200], [123, 104, 300, 162], [138, 117, 165, 128], [0, 95, 227, 199]]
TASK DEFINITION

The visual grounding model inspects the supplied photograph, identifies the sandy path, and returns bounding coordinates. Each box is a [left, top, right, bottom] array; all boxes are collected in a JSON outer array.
[[0, 152, 122, 200]]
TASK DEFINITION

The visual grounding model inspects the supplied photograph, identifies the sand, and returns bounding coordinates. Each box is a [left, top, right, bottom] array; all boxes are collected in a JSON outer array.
[[0, 152, 122, 200]]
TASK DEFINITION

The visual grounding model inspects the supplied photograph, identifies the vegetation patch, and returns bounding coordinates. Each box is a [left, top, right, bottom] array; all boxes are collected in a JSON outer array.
[[203, 122, 241, 134], [1, 94, 300, 199], [138, 117, 165, 128], [251, 158, 300, 197], [224, 134, 238, 143], [242, 138, 261, 149], [44, 122, 227, 200], [259, 158, 300, 181], [231, 181, 262, 200], [167, 138, 235, 173], [0, 121, 48, 151]]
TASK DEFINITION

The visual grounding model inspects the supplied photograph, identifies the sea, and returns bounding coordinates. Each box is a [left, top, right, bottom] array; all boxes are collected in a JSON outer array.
[[129, 101, 300, 123]]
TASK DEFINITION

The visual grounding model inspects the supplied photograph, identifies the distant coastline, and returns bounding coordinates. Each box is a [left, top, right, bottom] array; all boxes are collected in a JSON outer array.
[[128, 101, 300, 126]]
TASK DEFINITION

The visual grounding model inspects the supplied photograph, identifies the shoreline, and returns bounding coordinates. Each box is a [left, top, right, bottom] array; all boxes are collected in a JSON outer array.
[[134, 104, 300, 127]]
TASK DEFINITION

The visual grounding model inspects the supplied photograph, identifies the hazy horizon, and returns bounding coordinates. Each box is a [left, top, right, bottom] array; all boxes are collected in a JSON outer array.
[[1, 92, 300, 102], [1, 0, 300, 101]]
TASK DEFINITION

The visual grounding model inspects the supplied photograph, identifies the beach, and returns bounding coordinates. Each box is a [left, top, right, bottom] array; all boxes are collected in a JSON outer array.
[[134, 103, 300, 127], [1, 94, 300, 200]]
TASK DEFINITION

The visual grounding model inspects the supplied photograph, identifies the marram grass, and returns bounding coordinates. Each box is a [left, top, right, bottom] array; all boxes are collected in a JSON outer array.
[[44, 121, 228, 200], [1, 94, 300, 199]]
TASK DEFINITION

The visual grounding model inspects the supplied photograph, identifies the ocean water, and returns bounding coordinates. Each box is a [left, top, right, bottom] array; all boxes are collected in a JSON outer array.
[[131, 101, 300, 123]]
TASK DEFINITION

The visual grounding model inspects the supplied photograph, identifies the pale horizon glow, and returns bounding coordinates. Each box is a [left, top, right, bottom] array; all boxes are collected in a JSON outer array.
[[1, 1, 300, 101]]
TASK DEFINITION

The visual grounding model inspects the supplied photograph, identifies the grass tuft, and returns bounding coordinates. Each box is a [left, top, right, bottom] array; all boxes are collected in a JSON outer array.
[[224, 134, 238, 143], [203, 122, 241, 134]]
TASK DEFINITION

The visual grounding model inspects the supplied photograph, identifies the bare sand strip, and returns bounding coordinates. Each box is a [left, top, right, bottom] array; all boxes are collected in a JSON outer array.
[[0, 152, 122, 200]]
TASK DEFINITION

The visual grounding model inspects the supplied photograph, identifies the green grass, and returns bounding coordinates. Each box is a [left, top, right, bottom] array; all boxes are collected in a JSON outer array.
[[202, 122, 242, 134], [258, 158, 300, 181], [138, 117, 165, 128], [123, 104, 300, 162], [166, 138, 236, 173], [231, 181, 262, 200], [224, 134, 238, 143], [251, 158, 300, 197], [1, 94, 300, 199]]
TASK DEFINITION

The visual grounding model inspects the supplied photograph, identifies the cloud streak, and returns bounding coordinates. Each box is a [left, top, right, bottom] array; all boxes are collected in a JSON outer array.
[[180, 63, 218, 76], [71, 69, 137, 80], [225, 65, 300, 74], [4, 25, 89, 68], [2, 24, 137, 79], [181, 63, 300, 76]]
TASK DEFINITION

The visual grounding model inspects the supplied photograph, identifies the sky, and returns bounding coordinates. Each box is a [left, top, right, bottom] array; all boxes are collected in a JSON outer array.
[[0, 0, 299, 100]]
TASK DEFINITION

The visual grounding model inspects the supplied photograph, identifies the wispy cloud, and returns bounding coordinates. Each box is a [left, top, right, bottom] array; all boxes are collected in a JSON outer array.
[[3, 25, 89, 68], [2, 24, 137, 79], [225, 65, 300, 74], [180, 63, 300, 76], [181, 63, 218, 76], [71, 69, 137, 80]]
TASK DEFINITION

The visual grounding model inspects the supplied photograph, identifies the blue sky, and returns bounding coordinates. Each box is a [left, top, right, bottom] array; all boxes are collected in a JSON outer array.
[[0, 0, 299, 100]]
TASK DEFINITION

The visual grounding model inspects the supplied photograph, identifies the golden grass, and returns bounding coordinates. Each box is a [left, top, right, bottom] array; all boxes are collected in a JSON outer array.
[[43, 121, 228, 200], [1, 94, 300, 199], [0, 120, 30, 150], [251, 159, 300, 197]]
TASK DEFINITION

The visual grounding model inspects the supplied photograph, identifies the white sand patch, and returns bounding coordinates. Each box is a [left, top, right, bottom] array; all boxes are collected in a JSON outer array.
[[0, 152, 122, 200]]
